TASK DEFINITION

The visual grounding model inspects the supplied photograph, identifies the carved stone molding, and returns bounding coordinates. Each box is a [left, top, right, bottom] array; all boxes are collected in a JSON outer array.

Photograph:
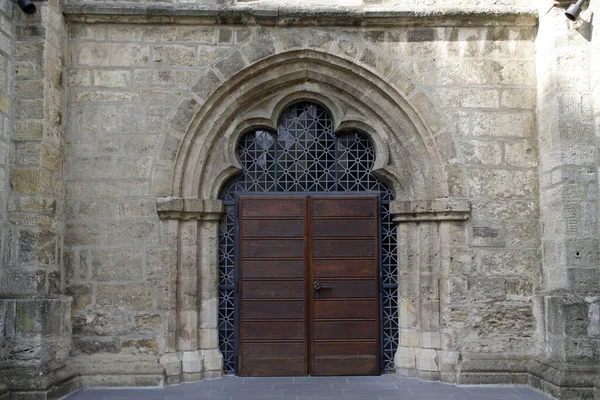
[[390, 198, 471, 222], [156, 197, 223, 221]]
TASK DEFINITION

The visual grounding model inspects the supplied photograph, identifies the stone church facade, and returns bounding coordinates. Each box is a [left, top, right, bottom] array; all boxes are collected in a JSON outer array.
[[0, 0, 598, 399]]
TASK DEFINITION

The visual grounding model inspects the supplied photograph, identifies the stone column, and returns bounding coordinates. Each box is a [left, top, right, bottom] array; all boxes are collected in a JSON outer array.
[[532, 2, 600, 398], [157, 198, 224, 384], [197, 200, 224, 379], [391, 198, 470, 383], [0, 1, 77, 397]]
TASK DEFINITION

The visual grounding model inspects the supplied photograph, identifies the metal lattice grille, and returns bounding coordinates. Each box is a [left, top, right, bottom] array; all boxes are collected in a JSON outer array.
[[218, 102, 398, 374]]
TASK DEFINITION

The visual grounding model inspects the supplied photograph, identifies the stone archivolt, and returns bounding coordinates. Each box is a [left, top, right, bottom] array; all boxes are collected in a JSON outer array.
[[157, 48, 471, 384], [168, 49, 457, 202]]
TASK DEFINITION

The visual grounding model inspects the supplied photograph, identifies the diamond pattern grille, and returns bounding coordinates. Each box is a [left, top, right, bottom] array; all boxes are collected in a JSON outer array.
[[218, 102, 398, 374]]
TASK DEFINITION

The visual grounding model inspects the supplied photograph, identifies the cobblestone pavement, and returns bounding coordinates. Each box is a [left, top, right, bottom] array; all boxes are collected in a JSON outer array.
[[64, 375, 552, 400]]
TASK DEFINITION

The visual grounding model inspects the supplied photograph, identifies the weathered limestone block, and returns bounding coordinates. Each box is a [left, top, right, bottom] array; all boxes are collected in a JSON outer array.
[[73, 354, 164, 387], [0, 384, 7, 400], [91, 248, 143, 281], [153, 44, 195, 67], [72, 313, 133, 336], [160, 352, 182, 384], [439, 351, 460, 374], [415, 348, 439, 372], [121, 338, 159, 355], [135, 314, 162, 334], [73, 337, 120, 355], [395, 346, 416, 372], [420, 332, 442, 349], [95, 284, 154, 311], [181, 350, 204, 382], [75, 43, 150, 67], [202, 349, 223, 379], [0, 297, 75, 395]]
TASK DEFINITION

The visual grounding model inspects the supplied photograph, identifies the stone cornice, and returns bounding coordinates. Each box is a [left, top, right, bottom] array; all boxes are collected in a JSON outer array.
[[156, 197, 223, 221], [390, 198, 470, 222], [62, 2, 537, 27]]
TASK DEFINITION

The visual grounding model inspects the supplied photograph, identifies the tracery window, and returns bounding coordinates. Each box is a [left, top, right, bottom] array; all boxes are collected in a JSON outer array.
[[218, 102, 398, 373]]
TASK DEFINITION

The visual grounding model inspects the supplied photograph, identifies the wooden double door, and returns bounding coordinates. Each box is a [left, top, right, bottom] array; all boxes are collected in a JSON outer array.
[[238, 195, 380, 376]]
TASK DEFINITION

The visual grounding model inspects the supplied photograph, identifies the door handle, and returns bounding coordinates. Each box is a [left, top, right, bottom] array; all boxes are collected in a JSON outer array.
[[313, 281, 333, 290]]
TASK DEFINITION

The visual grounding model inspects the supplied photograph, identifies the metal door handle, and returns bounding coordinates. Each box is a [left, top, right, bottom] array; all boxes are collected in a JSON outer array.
[[313, 281, 333, 290]]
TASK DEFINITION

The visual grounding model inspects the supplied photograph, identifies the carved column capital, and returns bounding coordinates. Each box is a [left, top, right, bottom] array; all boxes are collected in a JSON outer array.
[[156, 197, 223, 221], [390, 198, 471, 223]]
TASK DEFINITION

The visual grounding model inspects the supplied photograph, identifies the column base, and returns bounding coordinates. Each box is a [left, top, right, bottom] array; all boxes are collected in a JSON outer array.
[[395, 347, 460, 383], [0, 365, 79, 400], [160, 349, 223, 384], [73, 354, 165, 387], [458, 354, 598, 400], [0, 296, 76, 400], [397, 351, 598, 399]]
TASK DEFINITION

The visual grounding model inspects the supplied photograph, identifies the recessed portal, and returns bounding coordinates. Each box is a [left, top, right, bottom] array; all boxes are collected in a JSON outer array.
[[218, 102, 398, 375]]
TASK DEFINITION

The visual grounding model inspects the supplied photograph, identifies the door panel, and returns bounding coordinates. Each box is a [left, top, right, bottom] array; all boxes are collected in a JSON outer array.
[[242, 281, 304, 299], [238, 197, 307, 377], [313, 219, 376, 237], [315, 341, 377, 356], [242, 321, 305, 340], [242, 239, 304, 258], [314, 280, 376, 298], [315, 321, 377, 340], [238, 195, 379, 377], [241, 359, 306, 376], [313, 239, 375, 258], [242, 219, 304, 237], [312, 357, 379, 376], [314, 341, 378, 376], [243, 301, 305, 319], [242, 260, 304, 279], [310, 196, 379, 376], [314, 300, 377, 319], [312, 198, 376, 217], [241, 198, 304, 217], [314, 259, 377, 278]]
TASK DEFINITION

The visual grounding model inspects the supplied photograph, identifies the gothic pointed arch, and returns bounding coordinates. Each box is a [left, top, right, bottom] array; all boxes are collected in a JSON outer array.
[[168, 50, 462, 202]]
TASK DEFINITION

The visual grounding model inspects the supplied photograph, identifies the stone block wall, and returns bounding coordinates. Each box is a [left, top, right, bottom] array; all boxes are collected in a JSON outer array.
[[0, 0, 14, 304], [63, 21, 182, 381], [529, 0, 600, 398], [63, 4, 540, 383], [0, 297, 72, 387], [2, 0, 66, 297], [537, 0, 600, 360], [64, 0, 534, 7], [0, 1, 596, 398], [0, 1, 79, 398]]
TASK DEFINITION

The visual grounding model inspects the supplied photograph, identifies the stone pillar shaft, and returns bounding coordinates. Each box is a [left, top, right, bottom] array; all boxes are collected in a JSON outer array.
[[157, 197, 224, 383], [391, 198, 469, 383]]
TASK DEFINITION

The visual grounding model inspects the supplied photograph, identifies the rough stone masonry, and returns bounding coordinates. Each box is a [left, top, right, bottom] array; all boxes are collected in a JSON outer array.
[[0, 0, 598, 399]]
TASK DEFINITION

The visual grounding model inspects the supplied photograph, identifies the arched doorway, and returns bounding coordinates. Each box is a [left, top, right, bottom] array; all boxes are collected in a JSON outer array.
[[156, 51, 469, 384], [217, 102, 398, 375]]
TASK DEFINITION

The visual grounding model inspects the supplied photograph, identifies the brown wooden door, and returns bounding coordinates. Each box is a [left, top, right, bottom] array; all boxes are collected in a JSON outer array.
[[238, 196, 308, 376], [309, 196, 379, 376], [238, 195, 379, 376]]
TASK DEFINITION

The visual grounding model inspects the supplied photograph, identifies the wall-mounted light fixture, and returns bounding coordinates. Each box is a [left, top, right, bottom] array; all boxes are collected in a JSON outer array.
[[565, 0, 586, 21], [15, 0, 36, 14]]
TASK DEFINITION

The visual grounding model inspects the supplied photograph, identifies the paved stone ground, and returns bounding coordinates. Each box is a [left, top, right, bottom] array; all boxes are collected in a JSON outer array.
[[64, 375, 552, 400]]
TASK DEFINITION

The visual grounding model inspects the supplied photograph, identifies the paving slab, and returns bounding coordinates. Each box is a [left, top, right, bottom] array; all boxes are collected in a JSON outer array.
[[63, 375, 552, 400]]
